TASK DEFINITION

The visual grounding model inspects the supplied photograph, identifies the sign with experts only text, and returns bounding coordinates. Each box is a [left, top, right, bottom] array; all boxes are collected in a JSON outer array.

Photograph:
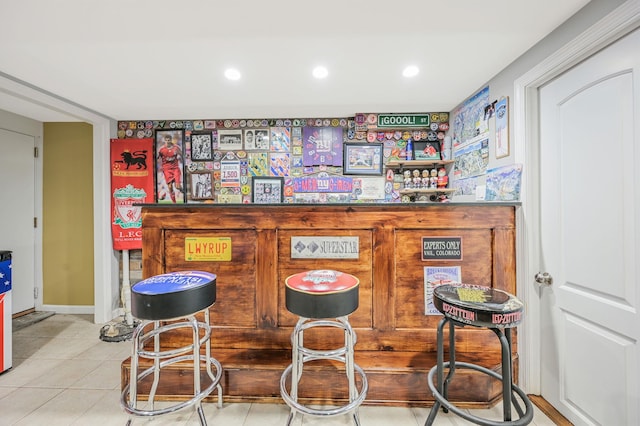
[[422, 236, 463, 260]]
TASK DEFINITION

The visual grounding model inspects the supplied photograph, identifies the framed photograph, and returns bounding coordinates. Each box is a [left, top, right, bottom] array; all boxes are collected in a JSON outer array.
[[495, 96, 509, 158], [252, 176, 284, 204], [484, 100, 497, 120], [413, 141, 441, 160], [254, 128, 270, 150], [190, 132, 213, 161], [343, 143, 383, 175], [155, 129, 185, 203], [244, 128, 270, 150], [218, 129, 243, 151], [189, 171, 214, 200]]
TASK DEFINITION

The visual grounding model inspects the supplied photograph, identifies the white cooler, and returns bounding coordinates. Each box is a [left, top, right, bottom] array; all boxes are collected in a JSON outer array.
[[0, 250, 12, 373]]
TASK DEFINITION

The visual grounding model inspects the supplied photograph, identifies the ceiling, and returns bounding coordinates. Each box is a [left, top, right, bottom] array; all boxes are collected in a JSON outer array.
[[0, 0, 591, 123]]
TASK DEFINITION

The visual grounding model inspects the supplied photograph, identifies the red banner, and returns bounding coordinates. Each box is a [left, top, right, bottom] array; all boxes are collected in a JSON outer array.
[[110, 138, 154, 250]]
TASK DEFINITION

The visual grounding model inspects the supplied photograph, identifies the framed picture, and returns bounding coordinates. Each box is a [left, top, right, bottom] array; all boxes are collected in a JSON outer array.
[[254, 128, 270, 150], [218, 129, 243, 150], [244, 128, 270, 150], [343, 143, 383, 175], [155, 129, 185, 203], [302, 126, 343, 166], [189, 171, 214, 200], [270, 127, 290, 151], [190, 132, 213, 161], [252, 176, 284, 204], [495, 96, 509, 158], [413, 141, 441, 160]]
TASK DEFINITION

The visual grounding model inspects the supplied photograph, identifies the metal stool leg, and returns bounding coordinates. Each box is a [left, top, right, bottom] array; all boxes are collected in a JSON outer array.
[[125, 321, 145, 426], [339, 316, 362, 426], [426, 320, 534, 426], [493, 327, 527, 422], [284, 317, 306, 426], [202, 309, 223, 409], [187, 315, 208, 426], [148, 321, 161, 411], [499, 327, 512, 422], [121, 312, 223, 425], [280, 316, 368, 426], [442, 319, 457, 413], [425, 317, 447, 425]]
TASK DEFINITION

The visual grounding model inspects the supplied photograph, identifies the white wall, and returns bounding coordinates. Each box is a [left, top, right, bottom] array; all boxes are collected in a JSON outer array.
[[0, 109, 42, 135], [450, 0, 626, 202], [488, 0, 626, 131], [0, 73, 119, 324], [475, 0, 634, 394]]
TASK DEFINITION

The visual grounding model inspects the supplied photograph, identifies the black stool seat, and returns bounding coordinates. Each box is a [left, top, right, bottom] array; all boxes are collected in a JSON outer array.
[[131, 270, 216, 320], [432, 283, 523, 329], [285, 269, 359, 318], [425, 283, 533, 426]]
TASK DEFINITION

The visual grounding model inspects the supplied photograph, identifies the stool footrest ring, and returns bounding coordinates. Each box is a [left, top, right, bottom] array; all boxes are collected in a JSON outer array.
[[280, 363, 368, 418], [137, 320, 213, 360], [299, 346, 348, 361], [121, 356, 223, 417], [427, 361, 533, 426]]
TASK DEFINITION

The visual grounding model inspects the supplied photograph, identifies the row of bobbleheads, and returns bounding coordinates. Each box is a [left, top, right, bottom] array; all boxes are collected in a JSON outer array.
[[403, 168, 448, 190], [120, 269, 532, 426]]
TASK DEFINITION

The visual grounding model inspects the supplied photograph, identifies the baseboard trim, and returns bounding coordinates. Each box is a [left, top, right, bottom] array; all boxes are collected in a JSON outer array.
[[41, 304, 94, 315], [529, 395, 573, 425], [12, 308, 36, 319]]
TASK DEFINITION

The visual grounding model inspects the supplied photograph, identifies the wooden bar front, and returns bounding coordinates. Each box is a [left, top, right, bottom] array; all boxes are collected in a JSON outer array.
[[122, 203, 519, 407]]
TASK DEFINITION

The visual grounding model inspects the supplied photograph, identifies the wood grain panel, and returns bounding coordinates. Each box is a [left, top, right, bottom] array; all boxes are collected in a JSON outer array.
[[277, 229, 373, 329], [164, 229, 257, 328], [395, 228, 493, 330], [128, 203, 519, 406]]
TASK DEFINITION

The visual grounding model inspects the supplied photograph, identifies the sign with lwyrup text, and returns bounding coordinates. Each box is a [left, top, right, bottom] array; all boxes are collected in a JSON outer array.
[[422, 236, 463, 260], [185, 237, 232, 261]]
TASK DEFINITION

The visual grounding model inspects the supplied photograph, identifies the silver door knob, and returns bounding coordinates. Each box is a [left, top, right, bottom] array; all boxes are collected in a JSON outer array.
[[535, 272, 553, 286]]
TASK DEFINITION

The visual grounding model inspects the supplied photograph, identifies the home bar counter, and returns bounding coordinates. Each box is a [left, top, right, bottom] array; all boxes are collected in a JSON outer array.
[[121, 202, 520, 407]]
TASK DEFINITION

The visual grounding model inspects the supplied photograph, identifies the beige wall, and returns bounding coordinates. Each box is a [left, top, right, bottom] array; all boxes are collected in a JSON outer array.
[[43, 122, 94, 305]]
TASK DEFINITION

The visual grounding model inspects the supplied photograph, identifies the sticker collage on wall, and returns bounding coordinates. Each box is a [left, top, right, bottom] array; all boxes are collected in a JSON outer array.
[[116, 113, 450, 205]]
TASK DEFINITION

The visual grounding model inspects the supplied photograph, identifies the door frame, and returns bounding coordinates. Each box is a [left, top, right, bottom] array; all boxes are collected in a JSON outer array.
[[514, 0, 640, 394], [0, 73, 118, 324], [0, 126, 38, 314]]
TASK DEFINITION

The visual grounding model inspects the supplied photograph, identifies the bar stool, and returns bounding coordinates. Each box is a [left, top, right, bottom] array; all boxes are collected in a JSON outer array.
[[425, 283, 533, 426], [280, 269, 368, 426], [120, 270, 223, 426]]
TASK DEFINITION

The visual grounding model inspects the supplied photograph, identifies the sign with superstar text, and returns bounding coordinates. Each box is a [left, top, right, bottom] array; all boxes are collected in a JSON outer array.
[[291, 236, 359, 259]]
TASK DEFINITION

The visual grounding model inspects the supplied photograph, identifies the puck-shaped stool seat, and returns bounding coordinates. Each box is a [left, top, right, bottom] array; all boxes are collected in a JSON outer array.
[[280, 270, 368, 426], [425, 283, 533, 426], [120, 271, 223, 426]]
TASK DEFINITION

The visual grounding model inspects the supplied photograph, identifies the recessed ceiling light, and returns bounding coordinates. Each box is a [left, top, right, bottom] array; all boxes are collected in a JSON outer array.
[[224, 68, 242, 81], [312, 66, 329, 79], [402, 65, 419, 78]]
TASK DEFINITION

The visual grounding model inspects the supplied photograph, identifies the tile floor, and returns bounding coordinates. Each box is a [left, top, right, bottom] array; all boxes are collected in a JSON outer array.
[[0, 314, 557, 425]]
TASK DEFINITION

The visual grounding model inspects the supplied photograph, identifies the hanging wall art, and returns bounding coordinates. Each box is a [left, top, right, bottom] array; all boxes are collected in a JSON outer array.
[[155, 129, 185, 203]]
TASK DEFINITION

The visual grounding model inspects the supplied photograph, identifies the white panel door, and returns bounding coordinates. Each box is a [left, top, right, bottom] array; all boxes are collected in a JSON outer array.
[[539, 29, 640, 425], [0, 128, 36, 314]]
